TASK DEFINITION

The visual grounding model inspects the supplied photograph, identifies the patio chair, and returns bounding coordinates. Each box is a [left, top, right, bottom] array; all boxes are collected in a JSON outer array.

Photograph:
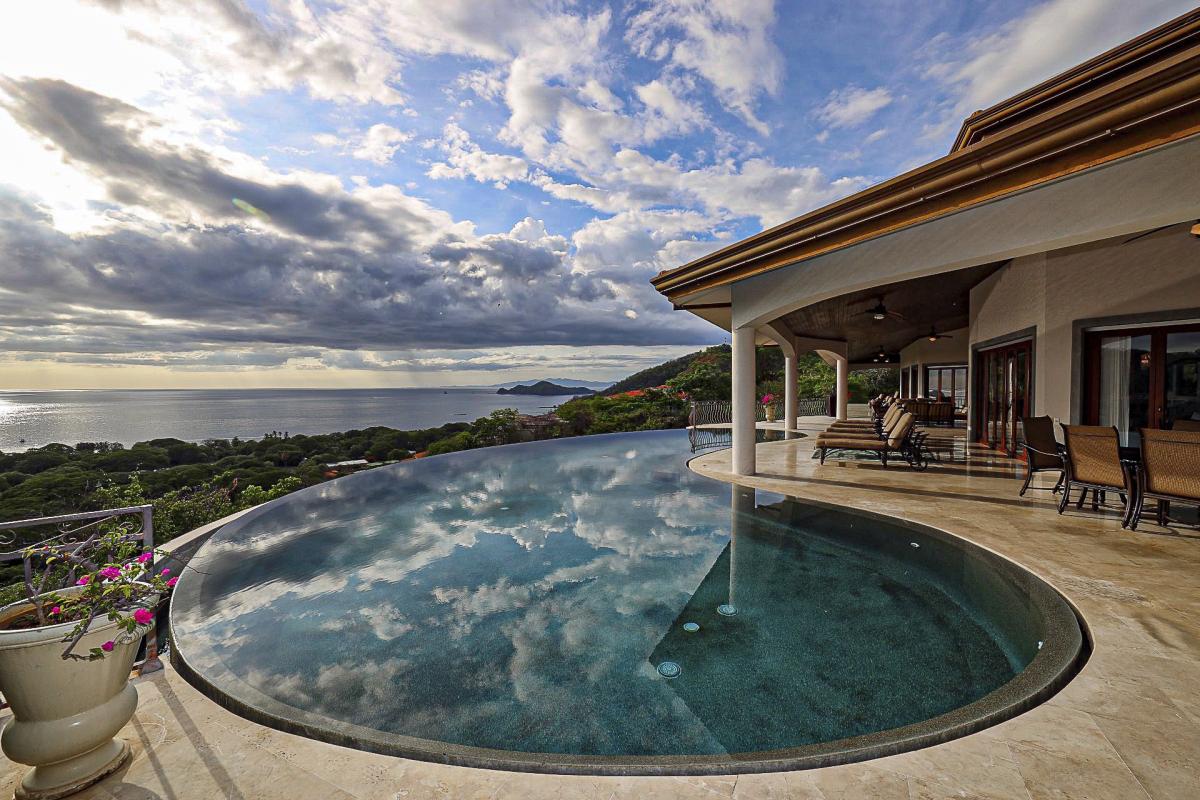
[[1019, 416, 1065, 497], [1128, 428, 1200, 530], [1171, 418, 1200, 432], [817, 412, 920, 468], [825, 403, 900, 434], [1057, 424, 1134, 525]]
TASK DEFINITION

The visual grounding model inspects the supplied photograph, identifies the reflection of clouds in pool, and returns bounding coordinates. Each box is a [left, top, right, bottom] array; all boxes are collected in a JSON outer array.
[[176, 433, 743, 753]]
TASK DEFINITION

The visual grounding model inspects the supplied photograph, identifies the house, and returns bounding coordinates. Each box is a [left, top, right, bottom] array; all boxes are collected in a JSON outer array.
[[652, 9, 1200, 475]]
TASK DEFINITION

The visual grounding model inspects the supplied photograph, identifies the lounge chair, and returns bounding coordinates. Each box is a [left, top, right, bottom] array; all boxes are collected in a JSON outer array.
[[825, 403, 901, 435], [1128, 428, 1200, 529], [816, 412, 921, 468], [1019, 416, 1065, 497], [1057, 424, 1134, 524], [1171, 418, 1200, 432]]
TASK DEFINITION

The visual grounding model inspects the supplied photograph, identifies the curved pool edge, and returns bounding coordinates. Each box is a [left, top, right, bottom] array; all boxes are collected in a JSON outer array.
[[167, 431, 1087, 777]]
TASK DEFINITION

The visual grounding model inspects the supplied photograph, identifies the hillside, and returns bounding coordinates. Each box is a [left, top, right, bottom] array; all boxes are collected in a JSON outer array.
[[601, 346, 730, 395]]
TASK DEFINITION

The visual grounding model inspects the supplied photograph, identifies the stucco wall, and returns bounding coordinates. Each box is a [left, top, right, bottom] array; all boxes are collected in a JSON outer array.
[[969, 225, 1200, 427]]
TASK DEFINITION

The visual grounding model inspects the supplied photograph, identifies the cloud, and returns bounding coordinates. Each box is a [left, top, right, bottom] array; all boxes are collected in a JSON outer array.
[[316, 124, 414, 165], [79, 0, 406, 106], [0, 78, 717, 369], [817, 86, 893, 129], [863, 128, 889, 145], [634, 76, 709, 142], [924, 0, 1193, 141], [626, 1, 782, 134], [426, 123, 530, 189]]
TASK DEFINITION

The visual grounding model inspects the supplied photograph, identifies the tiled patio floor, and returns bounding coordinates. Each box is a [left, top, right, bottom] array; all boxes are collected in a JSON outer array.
[[3, 421, 1198, 799]]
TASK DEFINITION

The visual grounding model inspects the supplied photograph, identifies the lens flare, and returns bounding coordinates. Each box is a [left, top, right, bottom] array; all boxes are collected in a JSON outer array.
[[232, 198, 270, 221]]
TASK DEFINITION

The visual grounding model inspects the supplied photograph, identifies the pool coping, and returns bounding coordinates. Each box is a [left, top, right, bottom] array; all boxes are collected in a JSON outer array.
[[168, 430, 1088, 776]]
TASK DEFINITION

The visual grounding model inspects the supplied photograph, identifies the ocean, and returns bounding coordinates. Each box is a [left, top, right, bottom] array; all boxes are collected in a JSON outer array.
[[0, 388, 584, 452]]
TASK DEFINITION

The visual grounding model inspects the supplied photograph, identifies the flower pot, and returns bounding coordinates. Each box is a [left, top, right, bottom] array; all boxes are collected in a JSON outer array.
[[0, 590, 155, 800], [764, 405, 776, 422]]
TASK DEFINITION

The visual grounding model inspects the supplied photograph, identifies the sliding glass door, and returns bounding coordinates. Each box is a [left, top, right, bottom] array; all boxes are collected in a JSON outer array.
[[976, 341, 1032, 457], [1086, 323, 1200, 444], [1164, 330, 1200, 427]]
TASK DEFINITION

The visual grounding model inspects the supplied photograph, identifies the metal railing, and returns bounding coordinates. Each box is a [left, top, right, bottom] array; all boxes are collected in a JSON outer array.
[[688, 397, 828, 427], [0, 505, 163, 706], [687, 397, 828, 452]]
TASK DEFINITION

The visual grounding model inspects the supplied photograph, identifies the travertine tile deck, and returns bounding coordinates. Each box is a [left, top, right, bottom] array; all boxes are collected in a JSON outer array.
[[3, 420, 1198, 799]]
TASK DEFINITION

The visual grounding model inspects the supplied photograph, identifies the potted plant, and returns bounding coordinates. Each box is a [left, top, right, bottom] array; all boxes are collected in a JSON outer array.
[[0, 521, 174, 800], [761, 393, 776, 422]]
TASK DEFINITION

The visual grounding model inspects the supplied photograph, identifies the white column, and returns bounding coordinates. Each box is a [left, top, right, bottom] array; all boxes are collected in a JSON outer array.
[[731, 327, 757, 476], [783, 353, 798, 438], [835, 354, 849, 421]]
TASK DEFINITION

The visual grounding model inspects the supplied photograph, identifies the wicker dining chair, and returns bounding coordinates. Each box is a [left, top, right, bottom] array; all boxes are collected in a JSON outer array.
[[1128, 428, 1200, 530], [1058, 424, 1134, 525], [1019, 416, 1065, 497], [1171, 418, 1200, 432]]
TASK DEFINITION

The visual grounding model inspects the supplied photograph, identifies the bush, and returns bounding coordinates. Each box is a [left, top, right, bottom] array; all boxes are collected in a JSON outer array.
[[237, 476, 304, 510], [426, 432, 475, 456]]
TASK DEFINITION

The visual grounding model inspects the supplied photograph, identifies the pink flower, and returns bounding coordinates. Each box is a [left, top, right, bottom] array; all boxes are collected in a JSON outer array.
[[761, 393, 774, 404], [132, 608, 154, 626], [100, 641, 114, 652], [76, 576, 90, 586], [166, 577, 178, 588], [50, 605, 61, 615], [137, 552, 153, 564], [99, 567, 121, 580], [159, 568, 171, 577]]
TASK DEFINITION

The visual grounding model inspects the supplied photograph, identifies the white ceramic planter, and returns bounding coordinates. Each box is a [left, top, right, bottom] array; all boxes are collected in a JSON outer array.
[[0, 592, 154, 800]]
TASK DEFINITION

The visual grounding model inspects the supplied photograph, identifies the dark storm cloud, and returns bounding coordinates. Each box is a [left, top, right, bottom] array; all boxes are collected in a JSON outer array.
[[0, 79, 421, 248], [0, 79, 716, 363]]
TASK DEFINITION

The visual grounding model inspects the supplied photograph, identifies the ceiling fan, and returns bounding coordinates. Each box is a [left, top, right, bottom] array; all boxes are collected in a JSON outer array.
[[872, 344, 890, 363], [926, 326, 954, 342], [861, 297, 906, 322]]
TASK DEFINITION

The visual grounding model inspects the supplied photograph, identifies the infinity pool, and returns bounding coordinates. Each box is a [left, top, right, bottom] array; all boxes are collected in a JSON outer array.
[[171, 430, 1083, 774]]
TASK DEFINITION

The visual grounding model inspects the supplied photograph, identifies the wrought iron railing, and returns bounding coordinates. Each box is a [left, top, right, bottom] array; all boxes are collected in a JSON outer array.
[[687, 397, 827, 427], [686, 397, 827, 452], [0, 505, 162, 708]]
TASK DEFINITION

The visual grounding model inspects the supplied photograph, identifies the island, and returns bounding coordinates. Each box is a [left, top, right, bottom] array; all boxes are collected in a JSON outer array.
[[497, 380, 596, 396]]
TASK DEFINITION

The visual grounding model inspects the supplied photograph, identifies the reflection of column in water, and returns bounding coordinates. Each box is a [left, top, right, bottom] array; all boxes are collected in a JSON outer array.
[[729, 485, 755, 606]]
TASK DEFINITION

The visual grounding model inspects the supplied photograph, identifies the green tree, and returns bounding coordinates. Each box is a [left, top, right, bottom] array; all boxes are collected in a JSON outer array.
[[426, 431, 476, 455], [471, 408, 523, 446], [667, 361, 729, 401]]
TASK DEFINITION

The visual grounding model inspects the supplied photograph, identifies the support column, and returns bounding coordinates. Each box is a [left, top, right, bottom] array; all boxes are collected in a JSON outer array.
[[835, 354, 849, 421], [783, 353, 798, 438], [731, 327, 757, 476]]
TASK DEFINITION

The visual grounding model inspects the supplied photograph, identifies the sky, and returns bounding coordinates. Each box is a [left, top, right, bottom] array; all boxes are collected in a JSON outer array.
[[0, 0, 1193, 390]]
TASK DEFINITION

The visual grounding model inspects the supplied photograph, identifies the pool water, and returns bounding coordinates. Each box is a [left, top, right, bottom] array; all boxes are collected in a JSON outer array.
[[171, 430, 1074, 768]]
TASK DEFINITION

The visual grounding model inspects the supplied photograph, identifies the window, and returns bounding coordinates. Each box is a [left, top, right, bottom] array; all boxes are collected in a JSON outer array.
[[924, 365, 967, 406]]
